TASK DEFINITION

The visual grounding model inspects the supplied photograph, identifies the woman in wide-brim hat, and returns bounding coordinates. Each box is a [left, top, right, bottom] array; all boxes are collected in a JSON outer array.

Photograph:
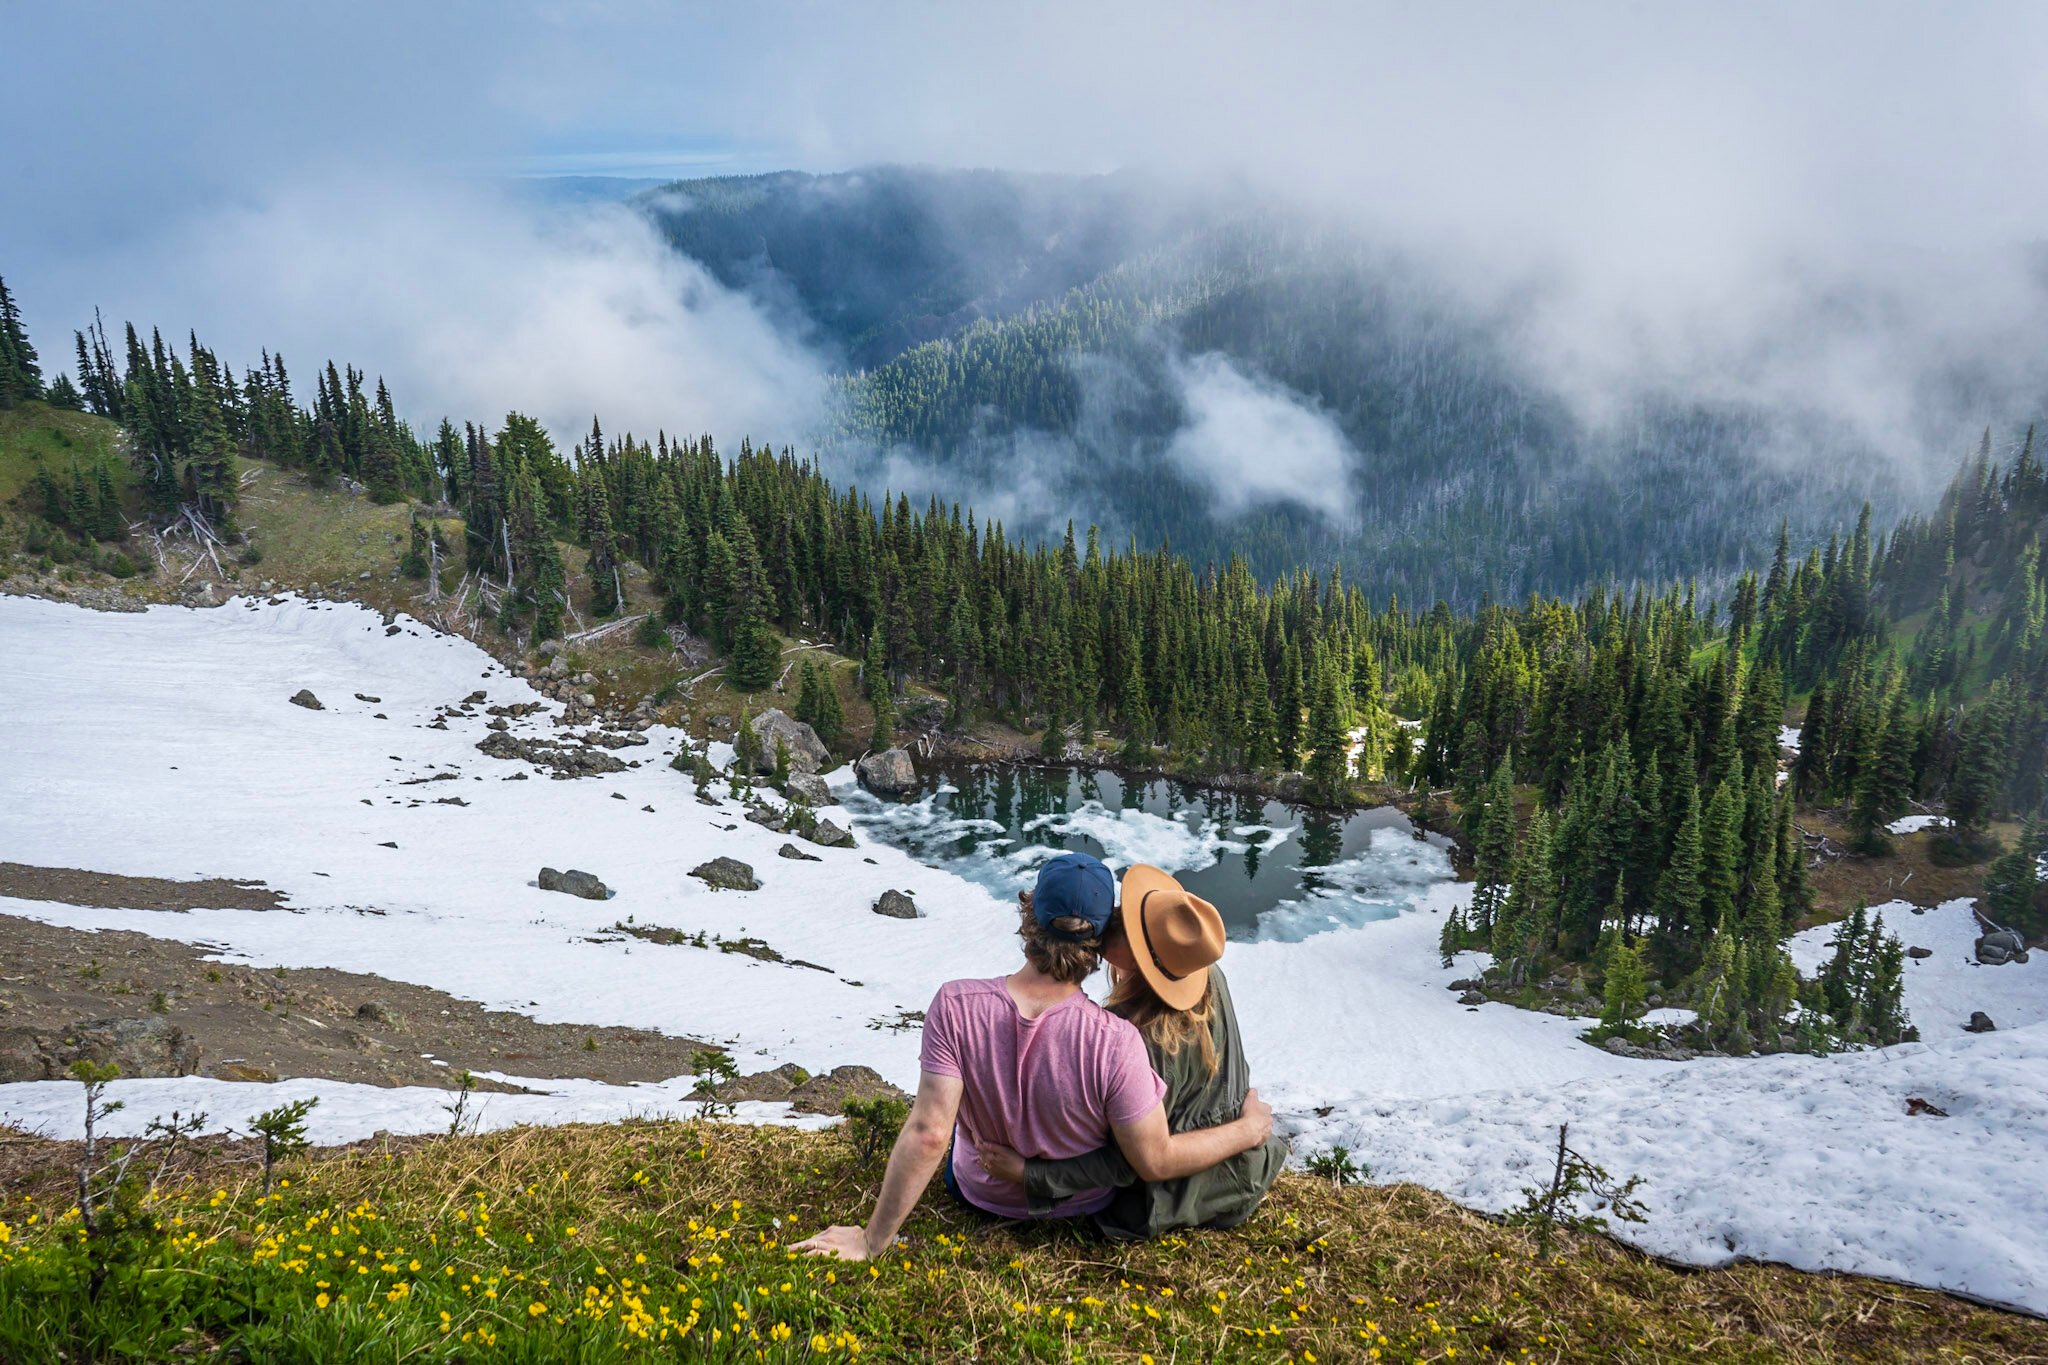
[[974, 864, 1288, 1240]]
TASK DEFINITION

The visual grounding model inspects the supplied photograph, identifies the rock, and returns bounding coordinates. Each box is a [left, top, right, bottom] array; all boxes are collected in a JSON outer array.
[[742, 710, 831, 776], [1907, 946, 1933, 960], [808, 817, 857, 850], [690, 857, 760, 892], [788, 1065, 909, 1116], [785, 773, 833, 807], [744, 806, 788, 834], [55, 1016, 199, 1078], [718, 1061, 813, 1103], [1964, 1010, 1997, 1033], [214, 1062, 278, 1083], [355, 1000, 400, 1025], [1600, 1035, 1699, 1062], [358, 570, 372, 581], [289, 689, 324, 710], [872, 889, 920, 919], [354, 693, 382, 703], [538, 867, 611, 900], [464, 690, 487, 704], [778, 842, 822, 862], [855, 747, 919, 796], [1447, 978, 1479, 992], [1975, 929, 2029, 965], [1457, 989, 1485, 1006], [0, 1028, 52, 1082]]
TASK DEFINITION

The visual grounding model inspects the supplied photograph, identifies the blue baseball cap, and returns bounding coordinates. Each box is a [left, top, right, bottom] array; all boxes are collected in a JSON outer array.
[[1032, 852, 1116, 939]]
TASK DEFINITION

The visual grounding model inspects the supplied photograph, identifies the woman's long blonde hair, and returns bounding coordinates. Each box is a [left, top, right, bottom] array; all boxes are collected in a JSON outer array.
[[1106, 926, 1219, 1079]]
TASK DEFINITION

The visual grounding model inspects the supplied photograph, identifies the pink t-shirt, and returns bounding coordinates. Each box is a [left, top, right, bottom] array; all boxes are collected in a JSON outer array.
[[919, 977, 1166, 1218]]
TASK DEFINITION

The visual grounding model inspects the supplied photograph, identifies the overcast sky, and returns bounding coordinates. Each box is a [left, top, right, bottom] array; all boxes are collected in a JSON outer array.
[[4, 2, 2044, 452]]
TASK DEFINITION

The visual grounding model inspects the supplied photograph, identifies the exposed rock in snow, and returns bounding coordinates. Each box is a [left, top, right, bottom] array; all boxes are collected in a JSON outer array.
[[289, 688, 323, 710], [689, 857, 760, 892], [856, 747, 919, 795], [809, 817, 857, 849], [537, 867, 611, 901], [872, 889, 920, 919], [743, 709, 829, 775]]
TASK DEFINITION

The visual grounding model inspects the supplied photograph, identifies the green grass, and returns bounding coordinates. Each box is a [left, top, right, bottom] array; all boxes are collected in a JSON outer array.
[[3, 1120, 2042, 1363], [0, 403, 126, 504]]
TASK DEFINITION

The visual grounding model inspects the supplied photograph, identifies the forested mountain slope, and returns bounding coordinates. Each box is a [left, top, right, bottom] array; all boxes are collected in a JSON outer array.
[[637, 170, 1967, 604]]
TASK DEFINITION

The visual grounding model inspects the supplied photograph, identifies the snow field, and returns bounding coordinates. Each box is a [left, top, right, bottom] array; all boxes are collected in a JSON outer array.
[[2, 594, 2045, 1312]]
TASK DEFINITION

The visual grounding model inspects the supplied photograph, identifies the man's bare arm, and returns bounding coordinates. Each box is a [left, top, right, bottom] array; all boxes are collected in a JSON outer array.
[[794, 1070, 962, 1260], [1109, 1087, 1273, 1183]]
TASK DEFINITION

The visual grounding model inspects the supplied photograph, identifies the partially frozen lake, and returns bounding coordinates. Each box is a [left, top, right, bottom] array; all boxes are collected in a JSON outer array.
[[840, 763, 1456, 941]]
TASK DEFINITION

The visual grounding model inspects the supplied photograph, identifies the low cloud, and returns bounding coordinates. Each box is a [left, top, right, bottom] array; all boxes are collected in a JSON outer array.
[[1163, 354, 1356, 523], [33, 175, 830, 448]]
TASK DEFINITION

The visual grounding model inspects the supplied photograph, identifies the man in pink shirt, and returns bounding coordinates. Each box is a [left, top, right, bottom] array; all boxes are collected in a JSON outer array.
[[796, 853, 1273, 1259]]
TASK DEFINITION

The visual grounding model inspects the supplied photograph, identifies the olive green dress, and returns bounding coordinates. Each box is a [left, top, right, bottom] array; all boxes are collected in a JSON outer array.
[[1021, 968, 1288, 1240]]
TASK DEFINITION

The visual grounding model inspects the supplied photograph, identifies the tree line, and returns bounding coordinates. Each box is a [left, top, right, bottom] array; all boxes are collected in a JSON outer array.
[[6, 281, 2043, 1054]]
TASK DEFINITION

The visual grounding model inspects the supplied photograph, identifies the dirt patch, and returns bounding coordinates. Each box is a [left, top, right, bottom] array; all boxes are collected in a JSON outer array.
[[0, 914, 718, 1090], [1797, 812, 2007, 928], [0, 862, 287, 913]]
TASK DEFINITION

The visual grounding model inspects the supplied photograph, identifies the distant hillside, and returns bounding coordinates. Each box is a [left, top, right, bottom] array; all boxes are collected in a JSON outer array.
[[635, 169, 1969, 604]]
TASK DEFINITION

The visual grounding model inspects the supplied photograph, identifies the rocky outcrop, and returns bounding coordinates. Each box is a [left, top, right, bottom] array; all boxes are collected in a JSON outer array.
[[872, 889, 920, 919], [690, 857, 760, 892], [786, 1065, 908, 1116], [538, 867, 611, 900], [477, 731, 629, 779], [856, 748, 919, 795], [7, 1016, 204, 1080], [289, 689, 324, 710], [1975, 929, 2030, 965], [743, 710, 830, 776]]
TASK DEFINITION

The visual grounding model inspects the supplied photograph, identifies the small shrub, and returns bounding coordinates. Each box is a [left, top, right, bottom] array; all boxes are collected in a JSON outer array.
[[1305, 1145, 1367, 1189], [248, 1097, 318, 1194], [688, 1050, 739, 1120], [1504, 1123, 1647, 1258], [840, 1095, 908, 1168]]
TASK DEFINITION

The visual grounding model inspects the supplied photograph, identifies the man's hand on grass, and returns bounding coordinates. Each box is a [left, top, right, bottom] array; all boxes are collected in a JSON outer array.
[[793, 1225, 877, 1260], [975, 1141, 1026, 1184]]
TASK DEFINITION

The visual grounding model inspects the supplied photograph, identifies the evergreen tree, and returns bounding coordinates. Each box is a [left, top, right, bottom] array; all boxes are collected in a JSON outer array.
[[1599, 936, 1647, 1033]]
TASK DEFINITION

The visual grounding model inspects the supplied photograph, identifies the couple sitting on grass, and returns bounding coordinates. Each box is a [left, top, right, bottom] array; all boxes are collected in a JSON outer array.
[[796, 853, 1284, 1260]]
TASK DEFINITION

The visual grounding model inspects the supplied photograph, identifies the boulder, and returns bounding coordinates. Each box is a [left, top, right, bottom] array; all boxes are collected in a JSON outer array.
[[1964, 1010, 1998, 1033], [690, 857, 760, 892], [743, 710, 830, 776], [785, 773, 833, 807], [777, 843, 822, 862], [538, 867, 612, 900], [744, 806, 788, 834], [1457, 989, 1485, 1006], [289, 689, 324, 710], [55, 1016, 199, 1078], [1907, 946, 1933, 960], [1975, 929, 2029, 965], [787, 1064, 909, 1116], [856, 748, 919, 795], [808, 817, 857, 850], [872, 889, 920, 920]]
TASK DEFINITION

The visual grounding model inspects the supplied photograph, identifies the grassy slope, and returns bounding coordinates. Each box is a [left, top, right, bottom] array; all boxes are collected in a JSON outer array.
[[2, 1121, 2042, 1363], [0, 402, 126, 503]]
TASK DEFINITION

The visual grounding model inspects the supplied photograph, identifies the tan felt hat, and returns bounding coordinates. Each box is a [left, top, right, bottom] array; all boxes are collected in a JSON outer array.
[[1119, 863, 1225, 1012]]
